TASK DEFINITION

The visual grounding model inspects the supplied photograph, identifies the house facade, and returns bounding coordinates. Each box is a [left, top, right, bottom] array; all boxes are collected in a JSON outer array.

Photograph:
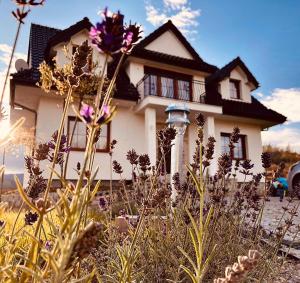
[[10, 18, 286, 183]]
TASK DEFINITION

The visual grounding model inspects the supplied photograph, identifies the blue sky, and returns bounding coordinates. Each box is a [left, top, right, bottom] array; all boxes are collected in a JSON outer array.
[[0, 0, 300, 172]]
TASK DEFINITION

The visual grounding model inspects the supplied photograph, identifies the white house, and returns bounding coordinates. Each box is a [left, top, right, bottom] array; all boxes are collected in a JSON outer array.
[[10, 18, 286, 183]]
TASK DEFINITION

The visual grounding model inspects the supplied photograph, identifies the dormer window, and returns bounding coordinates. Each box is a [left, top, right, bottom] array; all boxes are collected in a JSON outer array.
[[72, 44, 92, 70], [229, 79, 241, 99]]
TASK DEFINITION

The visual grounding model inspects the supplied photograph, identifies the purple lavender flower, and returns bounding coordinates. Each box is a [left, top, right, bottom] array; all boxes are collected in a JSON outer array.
[[98, 196, 108, 211], [122, 23, 142, 53], [48, 131, 70, 165], [97, 105, 111, 124], [45, 240, 53, 251], [80, 103, 94, 124], [89, 8, 124, 54], [24, 211, 38, 225], [90, 8, 142, 54]]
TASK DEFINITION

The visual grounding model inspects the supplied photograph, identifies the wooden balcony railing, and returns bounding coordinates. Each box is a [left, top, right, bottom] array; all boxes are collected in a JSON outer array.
[[136, 74, 206, 103]]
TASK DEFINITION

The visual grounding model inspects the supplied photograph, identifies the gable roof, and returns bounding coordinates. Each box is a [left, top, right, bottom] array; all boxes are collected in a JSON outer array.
[[131, 20, 218, 74], [207, 57, 259, 89], [15, 23, 61, 83], [10, 18, 286, 126], [44, 17, 92, 60], [134, 20, 201, 61]]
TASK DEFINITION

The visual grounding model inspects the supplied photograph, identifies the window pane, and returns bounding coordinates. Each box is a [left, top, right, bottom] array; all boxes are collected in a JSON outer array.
[[230, 80, 239, 99], [178, 80, 190, 100], [95, 124, 109, 150], [69, 119, 86, 149], [161, 77, 174, 98], [145, 75, 157, 96], [233, 138, 244, 159], [221, 136, 230, 155]]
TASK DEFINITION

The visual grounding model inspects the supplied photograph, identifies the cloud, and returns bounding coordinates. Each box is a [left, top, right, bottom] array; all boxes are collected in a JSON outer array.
[[0, 44, 26, 67], [0, 44, 27, 104], [163, 0, 187, 9], [145, 1, 201, 35], [262, 126, 300, 152], [260, 88, 300, 123]]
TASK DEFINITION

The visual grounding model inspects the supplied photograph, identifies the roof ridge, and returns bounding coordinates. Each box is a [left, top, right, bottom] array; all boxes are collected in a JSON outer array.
[[31, 22, 61, 31], [207, 56, 259, 88]]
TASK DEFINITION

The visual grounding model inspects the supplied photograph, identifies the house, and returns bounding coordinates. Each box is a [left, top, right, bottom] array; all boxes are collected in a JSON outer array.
[[10, 17, 286, 184]]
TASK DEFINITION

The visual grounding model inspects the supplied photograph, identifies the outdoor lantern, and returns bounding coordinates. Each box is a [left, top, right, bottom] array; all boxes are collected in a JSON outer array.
[[165, 104, 190, 205], [166, 104, 190, 134]]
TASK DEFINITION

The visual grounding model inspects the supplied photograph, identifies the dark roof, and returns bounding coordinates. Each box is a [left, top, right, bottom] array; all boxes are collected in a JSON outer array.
[[108, 55, 139, 101], [12, 23, 60, 83], [132, 48, 217, 74], [44, 17, 92, 60], [222, 96, 287, 124], [131, 20, 218, 74], [207, 57, 259, 89], [11, 20, 138, 102], [10, 18, 286, 125]]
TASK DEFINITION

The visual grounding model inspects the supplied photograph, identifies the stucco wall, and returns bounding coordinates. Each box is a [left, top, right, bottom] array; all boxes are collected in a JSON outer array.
[[214, 119, 263, 180], [53, 30, 107, 75], [145, 30, 193, 59], [35, 95, 147, 180], [219, 67, 252, 103]]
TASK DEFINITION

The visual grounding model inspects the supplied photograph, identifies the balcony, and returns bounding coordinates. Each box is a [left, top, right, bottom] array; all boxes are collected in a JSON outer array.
[[136, 74, 206, 103]]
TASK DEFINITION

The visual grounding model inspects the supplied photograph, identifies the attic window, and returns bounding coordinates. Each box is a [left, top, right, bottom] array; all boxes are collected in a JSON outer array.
[[229, 79, 241, 99], [72, 44, 92, 70]]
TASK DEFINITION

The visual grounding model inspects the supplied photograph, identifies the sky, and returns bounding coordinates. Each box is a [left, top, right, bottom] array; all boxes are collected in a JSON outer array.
[[0, 0, 300, 173]]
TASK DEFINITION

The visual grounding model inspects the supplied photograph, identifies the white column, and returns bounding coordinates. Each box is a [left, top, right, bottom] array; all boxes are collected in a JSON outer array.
[[171, 127, 186, 203], [145, 108, 157, 165], [204, 116, 217, 176]]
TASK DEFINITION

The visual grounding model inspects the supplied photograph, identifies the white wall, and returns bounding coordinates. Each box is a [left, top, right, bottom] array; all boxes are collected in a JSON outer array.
[[53, 30, 107, 75], [35, 95, 147, 180], [145, 30, 193, 59], [214, 119, 263, 181]]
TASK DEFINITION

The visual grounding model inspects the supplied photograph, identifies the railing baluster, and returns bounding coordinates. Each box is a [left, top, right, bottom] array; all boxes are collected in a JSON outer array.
[[136, 75, 206, 103]]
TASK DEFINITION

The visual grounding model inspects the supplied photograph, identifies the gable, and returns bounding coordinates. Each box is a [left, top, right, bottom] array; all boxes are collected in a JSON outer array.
[[145, 30, 194, 59]]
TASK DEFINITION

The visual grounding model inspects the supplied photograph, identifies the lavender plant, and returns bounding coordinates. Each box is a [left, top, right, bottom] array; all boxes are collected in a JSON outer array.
[[0, 4, 299, 283]]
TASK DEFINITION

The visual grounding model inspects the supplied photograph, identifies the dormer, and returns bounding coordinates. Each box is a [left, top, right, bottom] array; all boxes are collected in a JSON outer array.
[[44, 17, 107, 74], [208, 57, 259, 103]]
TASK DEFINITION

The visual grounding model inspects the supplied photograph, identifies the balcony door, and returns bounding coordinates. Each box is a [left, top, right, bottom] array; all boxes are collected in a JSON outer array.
[[144, 66, 192, 101]]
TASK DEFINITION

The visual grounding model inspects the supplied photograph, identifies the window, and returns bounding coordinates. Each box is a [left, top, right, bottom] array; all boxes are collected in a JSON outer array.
[[178, 79, 190, 101], [144, 74, 157, 96], [72, 44, 92, 70], [68, 117, 110, 152], [161, 77, 174, 98], [229, 79, 241, 99], [144, 67, 192, 101], [221, 133, 246, 160]]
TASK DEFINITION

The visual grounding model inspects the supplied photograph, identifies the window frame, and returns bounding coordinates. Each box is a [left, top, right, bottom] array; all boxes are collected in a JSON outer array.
[[220, 132, 247, 160], [67, 116, 110, 153], [72, 44, 93, 70], [229, 79, 241, 99], [144, 66, 193, 101]]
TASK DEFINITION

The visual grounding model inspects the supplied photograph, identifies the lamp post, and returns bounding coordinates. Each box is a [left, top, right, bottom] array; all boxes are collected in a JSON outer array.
[[165, 104, 190, 204]]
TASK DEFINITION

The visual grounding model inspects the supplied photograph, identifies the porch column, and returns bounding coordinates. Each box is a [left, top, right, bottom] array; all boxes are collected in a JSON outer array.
[[204, 116, 217, 176], [145, 107, 157, 165]]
